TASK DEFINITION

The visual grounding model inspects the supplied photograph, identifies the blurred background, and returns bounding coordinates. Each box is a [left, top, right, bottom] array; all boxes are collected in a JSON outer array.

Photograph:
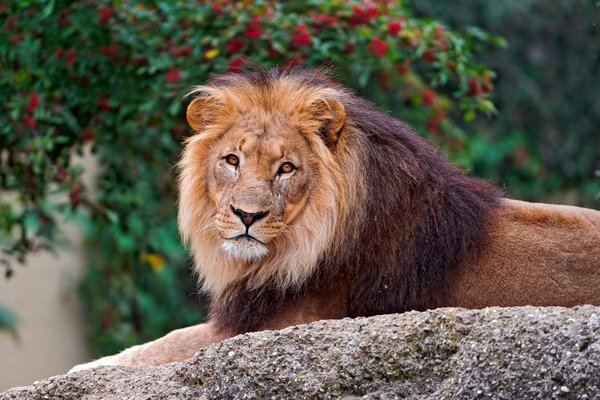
[[0, 0, 598, 390]]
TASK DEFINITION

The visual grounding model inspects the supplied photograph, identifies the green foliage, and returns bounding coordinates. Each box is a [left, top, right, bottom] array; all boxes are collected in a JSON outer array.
[[410, 0, 600, 205], [0, 0, 500, 354], [0, 304, 18, 338]]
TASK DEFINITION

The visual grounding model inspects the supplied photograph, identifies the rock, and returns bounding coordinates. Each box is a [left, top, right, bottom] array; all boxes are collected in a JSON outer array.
[[1, 306, 599, 399]]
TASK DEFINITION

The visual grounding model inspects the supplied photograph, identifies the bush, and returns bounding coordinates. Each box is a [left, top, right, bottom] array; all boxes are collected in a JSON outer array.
[[0, 0, 500, 354], [410, 0, 600, 205]]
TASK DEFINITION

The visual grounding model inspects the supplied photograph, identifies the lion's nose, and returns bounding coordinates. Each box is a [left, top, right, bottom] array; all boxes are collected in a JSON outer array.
[[230, 206, 269, 228]]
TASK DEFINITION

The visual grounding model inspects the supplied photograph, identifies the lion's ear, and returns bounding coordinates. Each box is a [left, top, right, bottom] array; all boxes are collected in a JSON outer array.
[[306, 96, 346, 148], [186, 95, 226, 133]]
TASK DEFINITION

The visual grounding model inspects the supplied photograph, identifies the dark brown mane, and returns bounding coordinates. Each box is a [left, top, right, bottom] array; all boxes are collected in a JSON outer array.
[[341, 94, 503, 316], [207, 67, 503, 333]]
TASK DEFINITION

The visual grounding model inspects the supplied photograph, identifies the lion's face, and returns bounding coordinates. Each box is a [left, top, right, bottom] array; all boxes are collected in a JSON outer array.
[[178, 73, 362, 295], [207, 113, 314, 261]]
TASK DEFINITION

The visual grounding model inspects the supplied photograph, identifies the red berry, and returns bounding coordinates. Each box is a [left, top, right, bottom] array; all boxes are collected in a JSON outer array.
[[81, 130, 94, 142], [467, 78, 483, 96], [481, 76, 493, 93], [55, 167, 67, 182], [98, 7, 115, 24], [226, 37, 243, 53], [396, 61, 410, 75], [421, 50, 437, 63], [169, 46, 192, 57], [421, 88, 436, 106], [365, 6, 378, 18], [283, 57, 301, 68], [69, 188, 81, 207], [165, 69, 181, 83], [65, 49, 76, 66], [211, 3, 223, 15], [9, 34, 23, 44], [4, 15, 17, 32], [25, 92, 39, 112], [244, 16, 261, 39], [388, 21, 402, 35], [436, 39, 448, 51], [311, 13, 337, 27], [97, 95, 110, 111], [169, 45, 192, 57], [228, 56, 246, 71], [426, 116, 439, 133], [292, 31, 310, 46], [23, 115, 36, 129], [349, 5, 378, 27], [291, 24, 310, 47], [368, 37, 387, 57], [342, 41, 355, 54], [178, 45, 192, 57], [100, 43, 118, 59]]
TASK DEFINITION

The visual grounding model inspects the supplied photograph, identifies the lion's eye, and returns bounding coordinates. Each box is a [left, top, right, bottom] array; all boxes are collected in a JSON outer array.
[[224, 154, 239, 166], [278, 162, 296, 174]]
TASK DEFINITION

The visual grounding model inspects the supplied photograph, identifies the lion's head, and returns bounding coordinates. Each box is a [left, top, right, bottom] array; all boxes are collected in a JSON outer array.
[[179, 67, 502, 333], [178, 68, 364, 296]]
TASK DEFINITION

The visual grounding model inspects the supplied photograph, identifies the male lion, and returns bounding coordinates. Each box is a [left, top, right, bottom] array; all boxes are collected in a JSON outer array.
[[71, 67, 600, 371]]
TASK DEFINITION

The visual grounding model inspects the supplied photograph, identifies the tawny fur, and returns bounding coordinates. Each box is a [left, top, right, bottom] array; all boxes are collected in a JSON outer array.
[[70, 67, 600, 371]]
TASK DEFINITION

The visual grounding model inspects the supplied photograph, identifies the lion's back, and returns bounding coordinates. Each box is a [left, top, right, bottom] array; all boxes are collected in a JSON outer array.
[[440, 198, 600, 309], [503, 198, 600, 231]]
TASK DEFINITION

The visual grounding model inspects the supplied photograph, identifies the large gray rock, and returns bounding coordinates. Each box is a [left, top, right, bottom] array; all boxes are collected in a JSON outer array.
[[1, 306, 599, 399]]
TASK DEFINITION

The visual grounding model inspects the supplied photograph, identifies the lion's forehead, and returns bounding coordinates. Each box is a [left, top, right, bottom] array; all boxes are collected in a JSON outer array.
[[238, 136, 284, 160], [235, 110, 293, 125], [220, 118, 307, 163]]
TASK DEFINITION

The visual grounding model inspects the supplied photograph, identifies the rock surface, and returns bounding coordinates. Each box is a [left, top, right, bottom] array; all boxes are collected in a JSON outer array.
[[1, 306, 599, 399]]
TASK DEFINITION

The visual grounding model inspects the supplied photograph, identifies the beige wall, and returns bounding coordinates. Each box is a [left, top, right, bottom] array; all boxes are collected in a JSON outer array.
[[0, 150, 96, 391], [0, 226, 91, 391]]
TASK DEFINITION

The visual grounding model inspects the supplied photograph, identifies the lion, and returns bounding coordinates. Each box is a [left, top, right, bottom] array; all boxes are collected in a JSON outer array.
[[70, 67, 600, 372]]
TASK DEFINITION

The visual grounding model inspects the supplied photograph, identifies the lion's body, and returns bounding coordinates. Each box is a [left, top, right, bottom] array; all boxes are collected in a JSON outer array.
[[70, 67, 600, 372], [443, 199, 600, 309]]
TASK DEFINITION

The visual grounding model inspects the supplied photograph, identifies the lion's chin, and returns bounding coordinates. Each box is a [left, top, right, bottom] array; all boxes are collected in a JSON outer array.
[[220, 237, 269, 262]]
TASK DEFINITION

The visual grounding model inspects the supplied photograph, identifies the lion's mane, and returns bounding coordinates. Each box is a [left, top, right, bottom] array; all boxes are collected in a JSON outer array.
[[179, 67, 503, 334]]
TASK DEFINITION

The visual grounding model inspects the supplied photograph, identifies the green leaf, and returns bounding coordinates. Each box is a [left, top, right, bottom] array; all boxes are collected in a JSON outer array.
[[0, 305, 18, 339], [42, 0, 56, 19], [464, 110, 476, 122]]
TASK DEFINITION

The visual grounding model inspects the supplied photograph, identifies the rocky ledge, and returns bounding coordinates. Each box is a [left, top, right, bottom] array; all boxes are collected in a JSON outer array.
[[1, 306, 599, 399]]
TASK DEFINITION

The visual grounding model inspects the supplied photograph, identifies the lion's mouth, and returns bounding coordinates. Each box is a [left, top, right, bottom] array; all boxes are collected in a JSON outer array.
[[221, 234, 269, 261], [229, 233, 265, 245]]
